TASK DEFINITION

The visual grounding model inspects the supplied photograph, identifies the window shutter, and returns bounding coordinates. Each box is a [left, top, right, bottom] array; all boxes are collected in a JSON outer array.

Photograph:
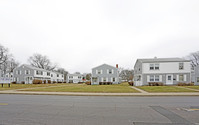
[[96, 70, 98, 74], [147, 75, 150, 82], [112, 69, 114, 74], [101, 77, 103, 82], [159, 75, 162, 82], [101, 70, 103, 74], [184, 75, 187, 81], [107, 69, 109, 74], [177, 75, 179, 81], [106, 77, 108, 82]]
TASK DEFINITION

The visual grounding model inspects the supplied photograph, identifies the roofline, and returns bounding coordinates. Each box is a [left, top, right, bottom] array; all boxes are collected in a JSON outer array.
[[92, 63, 117, 70]]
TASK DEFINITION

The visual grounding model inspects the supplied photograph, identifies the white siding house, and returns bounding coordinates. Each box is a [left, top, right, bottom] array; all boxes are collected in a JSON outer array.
[[134, 58, 191, 86]]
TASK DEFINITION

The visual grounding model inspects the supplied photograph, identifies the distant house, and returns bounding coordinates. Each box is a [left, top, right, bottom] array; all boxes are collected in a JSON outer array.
[[194, 65, 199, 85], [0, 71, 13, 83], [91, 64, 120, 85], [13, 64, 64, 84], [134, 58, 191, 86], [67, 73, 83, 83]]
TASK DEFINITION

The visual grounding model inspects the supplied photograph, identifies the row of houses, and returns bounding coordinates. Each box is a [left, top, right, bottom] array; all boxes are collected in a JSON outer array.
[[12, 64, 64, 84], [1, 57, 199, 86]]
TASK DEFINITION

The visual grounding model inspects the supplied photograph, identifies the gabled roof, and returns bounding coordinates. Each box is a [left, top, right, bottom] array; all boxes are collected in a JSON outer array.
[[92, 64, 117, 70], [22, 64, 49, 72], [136, 58, 190, 63], [20, 64, 63, 74]]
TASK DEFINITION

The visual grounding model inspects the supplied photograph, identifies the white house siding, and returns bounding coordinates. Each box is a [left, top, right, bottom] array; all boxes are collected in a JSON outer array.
[[91, 64, 119, 85], [134, 58, 191, 86]]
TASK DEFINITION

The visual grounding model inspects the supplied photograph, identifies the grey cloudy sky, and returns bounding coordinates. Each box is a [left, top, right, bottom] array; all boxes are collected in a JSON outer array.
[[0, 0, 199, 73]]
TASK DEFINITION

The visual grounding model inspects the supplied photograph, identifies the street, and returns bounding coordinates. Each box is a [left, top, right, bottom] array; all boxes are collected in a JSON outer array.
[[0, 94, 199, 125]]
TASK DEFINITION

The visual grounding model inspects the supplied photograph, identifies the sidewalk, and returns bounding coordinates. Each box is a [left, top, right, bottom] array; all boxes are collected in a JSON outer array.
[[1, 89, 199, 96]]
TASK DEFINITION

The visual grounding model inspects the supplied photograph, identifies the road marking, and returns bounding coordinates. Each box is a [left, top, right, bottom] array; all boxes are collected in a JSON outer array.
[[0, 103, 8, 105]]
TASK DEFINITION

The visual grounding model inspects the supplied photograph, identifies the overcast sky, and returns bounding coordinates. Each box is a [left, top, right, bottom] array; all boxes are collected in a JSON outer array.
[[0, 0, 199, 73]]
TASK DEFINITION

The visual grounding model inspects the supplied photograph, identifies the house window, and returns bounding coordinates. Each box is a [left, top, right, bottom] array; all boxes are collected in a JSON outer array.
[[197, 77, 199, 83], [98, 70, 101, 74], [78, 76, 81, 79], [137, 75, 141, 81], [92, 77, 97, 82], [25, 70, 30, 75], [150, 64, 154, 70], [47, 72, 50, 76], [179, 75, 184, 81], [51, 74, 53, 77], [62, 75, 64, 78], [150, 75, 154, 82], [112, 77, 115, 82], [108, 69, 112, 74], [155, 75, 159, 81], [179, 63, 184, 70], [155, 64, 159, 70], [69, 76, 73, 78], [103, 77, 106, 82], [16, 70, 21, 75], [57, 74, 59, 77]]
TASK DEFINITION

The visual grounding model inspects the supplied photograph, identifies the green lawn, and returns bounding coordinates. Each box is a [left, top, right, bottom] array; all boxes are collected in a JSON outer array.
[[23, 82, 139, 93], [183, 86, 199, 90], [0, 83, 65, 90], [136, 86, 197, 93]]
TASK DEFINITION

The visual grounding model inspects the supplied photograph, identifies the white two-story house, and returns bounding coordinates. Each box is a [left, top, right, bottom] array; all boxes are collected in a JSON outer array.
[[67, 73, 83, 83], [13, 64, 64, 84], [134, 58, 191, 86], [91, 64, 120, 85]]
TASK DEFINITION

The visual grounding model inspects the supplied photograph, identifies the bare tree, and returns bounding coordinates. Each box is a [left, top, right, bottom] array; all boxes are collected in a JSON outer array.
[[28, 53, 57, 70], [119, 69, 134, 81], [0, 44, 9, 66], [187, 51, 199, 68]]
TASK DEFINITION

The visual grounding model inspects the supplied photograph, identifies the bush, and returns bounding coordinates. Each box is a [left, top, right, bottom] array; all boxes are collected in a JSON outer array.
[[85, 81, 91, 85], [177, 82, 194, 86], [32, 79, 42, 84], [11, 82, 16, 84], [53, 81, 56, 84], [43, 80, 46, 84], [148, 82, 164, 86], [21, 81, 25, 84], [128, 81, 134, 86], [48, 80, 51, 84]]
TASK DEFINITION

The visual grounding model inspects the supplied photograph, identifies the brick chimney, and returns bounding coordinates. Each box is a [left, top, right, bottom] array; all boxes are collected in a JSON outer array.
[[116, 64, 118, 68]]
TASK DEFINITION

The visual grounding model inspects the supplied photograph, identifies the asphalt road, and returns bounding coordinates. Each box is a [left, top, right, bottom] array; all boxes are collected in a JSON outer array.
[[0, 95, 199, 125]]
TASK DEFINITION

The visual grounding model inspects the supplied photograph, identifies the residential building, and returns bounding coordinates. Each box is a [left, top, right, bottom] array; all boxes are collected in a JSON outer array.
[[91, 64, 120, 85], [13, 64, 64, 84], [67, 73, 83, 83], [194, 65, 199, 85], [134, 58, 191, 86]]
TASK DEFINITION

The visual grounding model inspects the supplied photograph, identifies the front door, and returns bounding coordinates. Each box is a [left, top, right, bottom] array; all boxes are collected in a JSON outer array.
[[25, 77, 33, 84], [166, 74, 173, 85]]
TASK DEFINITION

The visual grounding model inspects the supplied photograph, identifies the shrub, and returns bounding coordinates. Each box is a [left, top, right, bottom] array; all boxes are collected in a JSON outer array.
[[32, 79, 42, 84], [148, 82, 164, 86], [21, 81, 25, 84], [177, 82, 194, 86], [85, 81, 91, 85], [43, 80, 46, 84], [128, 81, 134, 86], [53, 81, 56, 84], [48, 80, 51, 84], [11, 82, 16, 84]]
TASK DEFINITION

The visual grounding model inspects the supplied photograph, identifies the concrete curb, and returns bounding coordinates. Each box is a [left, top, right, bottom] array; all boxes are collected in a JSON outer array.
[[1, 90, 199, 96]]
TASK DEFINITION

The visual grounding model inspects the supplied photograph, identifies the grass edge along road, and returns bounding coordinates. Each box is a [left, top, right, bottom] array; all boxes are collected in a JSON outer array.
[[21, 82, 139, 93], [136, 86, 198, 93]]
